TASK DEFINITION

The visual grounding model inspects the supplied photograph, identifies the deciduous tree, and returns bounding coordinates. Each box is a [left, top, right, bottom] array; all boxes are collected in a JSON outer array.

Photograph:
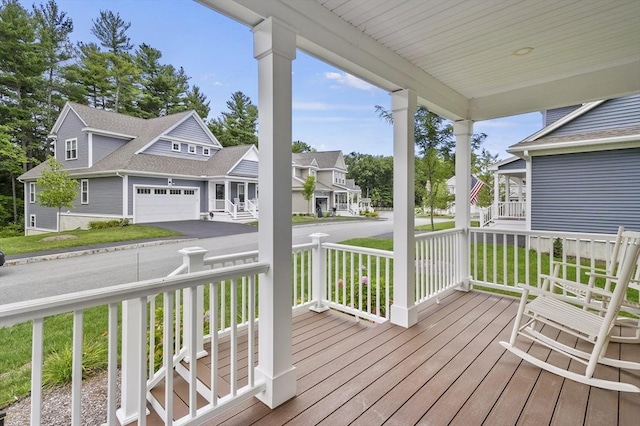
[[36, 157, 78, 232], [302, 175, 316, 215]]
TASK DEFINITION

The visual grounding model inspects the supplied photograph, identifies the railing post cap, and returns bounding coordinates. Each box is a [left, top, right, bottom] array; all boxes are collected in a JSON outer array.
[[178, 246, 208, 255], [309, 233, 329, 238]]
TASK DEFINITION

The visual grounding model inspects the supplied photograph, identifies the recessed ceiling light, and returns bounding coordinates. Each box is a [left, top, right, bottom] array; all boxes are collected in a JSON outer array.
[[513, 47, 534, 56]]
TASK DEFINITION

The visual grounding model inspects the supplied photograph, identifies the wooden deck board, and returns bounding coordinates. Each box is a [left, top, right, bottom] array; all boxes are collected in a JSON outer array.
[[143, 290, 639, 426]]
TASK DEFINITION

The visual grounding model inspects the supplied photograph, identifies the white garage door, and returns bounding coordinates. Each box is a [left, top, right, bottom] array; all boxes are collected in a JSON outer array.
[[134, 187, 199, 223]]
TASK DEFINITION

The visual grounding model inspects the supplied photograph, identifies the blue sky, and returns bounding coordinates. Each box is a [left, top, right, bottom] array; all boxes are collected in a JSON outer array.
[[35, 0, 542, 159]]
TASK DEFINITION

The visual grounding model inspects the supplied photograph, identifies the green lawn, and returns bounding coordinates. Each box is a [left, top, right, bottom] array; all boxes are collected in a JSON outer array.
[[0, 225, 182, 255], [415, 220, 479, 232]]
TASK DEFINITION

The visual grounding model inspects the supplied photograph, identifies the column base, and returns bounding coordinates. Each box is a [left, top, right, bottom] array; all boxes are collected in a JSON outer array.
[[184, 349, 209, 363], [390, 304, 418, 328], [255, 365, 297, 408], [309, 305, 329, 313], [116, 406, 150, 426], [455, 277, 472, 292]]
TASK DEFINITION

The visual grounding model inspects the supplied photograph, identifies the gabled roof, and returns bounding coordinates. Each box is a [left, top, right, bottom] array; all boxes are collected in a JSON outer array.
[[508, 97, 640, 156], [21, 103, 252, 180], [293, 151, 345, 170]]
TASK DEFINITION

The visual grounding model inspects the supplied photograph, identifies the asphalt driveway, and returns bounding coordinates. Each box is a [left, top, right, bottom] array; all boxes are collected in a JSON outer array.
[[148, 220, 257, 239]]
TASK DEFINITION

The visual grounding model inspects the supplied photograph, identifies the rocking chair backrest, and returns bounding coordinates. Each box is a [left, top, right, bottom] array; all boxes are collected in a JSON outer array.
[[601, 232, 640, 329], [608, 227, 640, 285]]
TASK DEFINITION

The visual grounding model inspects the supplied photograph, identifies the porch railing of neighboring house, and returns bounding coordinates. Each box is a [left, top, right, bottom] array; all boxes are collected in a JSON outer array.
[[225, 198, 238, 219], [478, 206, 493, 228], [245, 198, 259, 219], [498, 201, 526, 219]]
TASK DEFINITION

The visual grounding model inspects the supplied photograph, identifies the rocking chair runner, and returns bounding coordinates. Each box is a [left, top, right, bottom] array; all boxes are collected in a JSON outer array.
[[500, 230, 640, 393]]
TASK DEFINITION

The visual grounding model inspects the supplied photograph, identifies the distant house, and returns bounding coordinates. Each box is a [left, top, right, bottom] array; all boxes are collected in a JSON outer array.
[[19, 102, 258, 234], [484, 94, 640, 233], [291, 151, 361, 215]]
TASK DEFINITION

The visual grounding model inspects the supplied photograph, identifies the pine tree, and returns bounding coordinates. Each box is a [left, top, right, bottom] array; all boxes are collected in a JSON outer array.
[[208, 91, 258, 146]]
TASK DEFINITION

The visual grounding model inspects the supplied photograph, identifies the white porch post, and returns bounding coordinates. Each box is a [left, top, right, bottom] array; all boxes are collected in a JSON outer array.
[[493, 172, 500, 218], [526, 156, 532, 230], [180, 247, 208, 361], [454, 120, 473, 291], [309, 232, 330, 313], [253, 17, 297, 408], [390, 89, 418, 328], [225, 181, 230, 209]]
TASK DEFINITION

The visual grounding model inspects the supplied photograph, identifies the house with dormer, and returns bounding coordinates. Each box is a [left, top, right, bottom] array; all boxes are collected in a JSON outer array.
[[291, 151, 361, 215], [19, 102, 259, 234], [483, 94, 640, 233]]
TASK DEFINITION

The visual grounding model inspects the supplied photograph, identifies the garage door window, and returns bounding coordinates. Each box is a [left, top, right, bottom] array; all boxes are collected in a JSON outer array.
[[137, 188, 151, 194], [155, 189, 167, 195], [184, 189, 195, 195], [170, 189, 181, 195]]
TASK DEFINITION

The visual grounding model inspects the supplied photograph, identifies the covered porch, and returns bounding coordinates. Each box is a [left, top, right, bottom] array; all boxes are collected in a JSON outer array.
[[1, 0, 638, 424]]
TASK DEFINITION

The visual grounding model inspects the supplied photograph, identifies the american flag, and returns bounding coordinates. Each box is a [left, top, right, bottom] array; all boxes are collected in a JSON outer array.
[[470, 175, 484, 204]]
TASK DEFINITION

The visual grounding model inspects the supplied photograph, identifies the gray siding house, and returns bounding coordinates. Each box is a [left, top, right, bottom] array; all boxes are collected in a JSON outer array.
[[487, 94, 640, 233], [291, 151, 361, 215], [19, 102, 259, 234]]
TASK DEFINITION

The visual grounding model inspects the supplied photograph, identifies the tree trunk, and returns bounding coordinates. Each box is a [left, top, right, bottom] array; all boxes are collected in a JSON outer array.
[[11, 172, 17, 222]]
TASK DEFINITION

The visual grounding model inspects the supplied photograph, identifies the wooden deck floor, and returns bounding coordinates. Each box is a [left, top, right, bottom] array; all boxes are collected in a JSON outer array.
[[147, 290, 640, 425]]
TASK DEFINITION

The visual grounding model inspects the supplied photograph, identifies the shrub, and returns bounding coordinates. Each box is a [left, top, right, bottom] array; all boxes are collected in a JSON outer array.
[[89, 219, 130, 229], [42, 340, 107, 387], [0, 221, 24, 237], [553, 238, 563, 258]]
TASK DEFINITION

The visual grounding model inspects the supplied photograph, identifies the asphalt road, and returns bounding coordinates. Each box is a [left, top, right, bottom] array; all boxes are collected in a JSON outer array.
[[0, 214, 445, 305]]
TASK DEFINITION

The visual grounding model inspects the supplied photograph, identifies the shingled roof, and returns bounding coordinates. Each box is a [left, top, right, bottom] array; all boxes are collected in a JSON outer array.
[[20, 103, 256, 180], [293, 151, 344, 169]]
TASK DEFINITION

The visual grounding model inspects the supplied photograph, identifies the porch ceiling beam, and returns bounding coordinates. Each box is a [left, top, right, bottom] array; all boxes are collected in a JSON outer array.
[[197, 0, 470, 121]]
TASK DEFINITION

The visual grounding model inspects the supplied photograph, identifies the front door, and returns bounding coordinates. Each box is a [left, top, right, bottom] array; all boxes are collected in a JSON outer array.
[[215, 184, 225, 210]]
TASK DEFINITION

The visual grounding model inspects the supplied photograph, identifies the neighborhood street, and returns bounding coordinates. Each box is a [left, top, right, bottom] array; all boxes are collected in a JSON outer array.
[[0, 214, 444, 305]]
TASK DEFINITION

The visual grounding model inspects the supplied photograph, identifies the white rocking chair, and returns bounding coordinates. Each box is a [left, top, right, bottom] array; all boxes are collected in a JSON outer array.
[[500, 230, 640, 393]]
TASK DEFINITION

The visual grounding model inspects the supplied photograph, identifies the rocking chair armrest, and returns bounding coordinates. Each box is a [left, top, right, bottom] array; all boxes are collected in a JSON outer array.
[[585, 271, 617, 280], [537, 274, 616, 298]]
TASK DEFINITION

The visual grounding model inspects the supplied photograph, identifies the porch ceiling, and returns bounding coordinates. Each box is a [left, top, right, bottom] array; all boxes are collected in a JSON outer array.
[[197, 0, 640, 121]]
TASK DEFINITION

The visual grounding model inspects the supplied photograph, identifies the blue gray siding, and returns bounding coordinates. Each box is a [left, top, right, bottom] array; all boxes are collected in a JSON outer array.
[[56, 110, 89, 169], [72, 177, 122, 215], [230, 160, 258, 177], [143, 139, 218, 161], [499, 158, 526, 171], [549, 95, 640, 137], [167, 116, 216, 145], [543, 105, 581, 127], [92, 134, 127, 164], [24, 184, 58, 231], [531, 147, 640, 234]]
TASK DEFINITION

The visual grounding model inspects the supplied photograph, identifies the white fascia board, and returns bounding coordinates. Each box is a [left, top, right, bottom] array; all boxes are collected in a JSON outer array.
[[200, 0, 469, 121], [469, 62, 640, 121], [507, 135, 640, 156], [488, 155, 521, 171], [82, 127, 136, 140], [50, 103, 86, 136], [522, 101, 606, 142]]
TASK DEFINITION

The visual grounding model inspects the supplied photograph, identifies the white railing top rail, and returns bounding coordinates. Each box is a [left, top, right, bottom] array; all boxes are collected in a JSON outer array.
[[470, 228, 616, 242], [322, 242, 393, 258], [415, 227, 464, 240], [0, 262, 270, 327], [204, 250, 258, 266]]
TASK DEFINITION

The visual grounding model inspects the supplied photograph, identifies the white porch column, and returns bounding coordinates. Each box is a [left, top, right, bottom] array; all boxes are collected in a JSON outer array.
[[493, 172, 500, 218], [253, 17, 297, 408], [526, 157, 532, 230], [390, 89, 418, 328], [454, 120, 473, 291]]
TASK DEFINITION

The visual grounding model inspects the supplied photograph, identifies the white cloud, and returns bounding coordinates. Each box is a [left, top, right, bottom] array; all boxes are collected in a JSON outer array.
[[324, 71, 378, 92]]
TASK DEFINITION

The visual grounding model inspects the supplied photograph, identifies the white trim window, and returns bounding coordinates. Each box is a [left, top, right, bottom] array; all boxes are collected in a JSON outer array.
[[188, 144, 196, 154], [29, 214, 36, 228], [29, 182, 36, 203], [171, 142, 181, 152], [203, 147, 211, 156], [65, 138, 77, 160], [81, 179, 89, 204]]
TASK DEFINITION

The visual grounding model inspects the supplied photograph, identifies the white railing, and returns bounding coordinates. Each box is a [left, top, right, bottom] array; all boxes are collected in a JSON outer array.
[[0, 262, 269, 426], [321, 241, 393, 323], [479, 206, 493, 227], [245, 198, 259, 219], [225, 198, 237, 219], [415, 228, 464, 304], [498, 201, 526, 219], [469, 228, 619, 294]]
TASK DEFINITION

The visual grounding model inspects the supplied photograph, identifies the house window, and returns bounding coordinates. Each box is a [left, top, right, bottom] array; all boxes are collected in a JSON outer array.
[[171, 142, 181, 152], [203, 147, 211, 156], [65, 138, 77, 160], [188, 144, 196, 154], [81, 179, 89, 204], [29, 182, 36, 203], [29, 214, 36, 228]]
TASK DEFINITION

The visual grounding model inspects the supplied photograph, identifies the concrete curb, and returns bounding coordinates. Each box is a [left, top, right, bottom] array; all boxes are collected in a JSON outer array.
[[4, 238, 196, 267]]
